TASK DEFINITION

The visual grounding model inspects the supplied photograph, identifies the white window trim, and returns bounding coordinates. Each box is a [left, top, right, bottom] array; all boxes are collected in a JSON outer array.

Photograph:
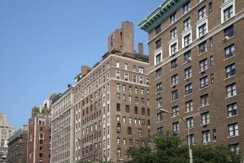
[[154, 49, 163, 65], [221, 0, 235, 23], [169, 39, 178, 56], [182, 30, 192, 48], [196, 18, 208, 39]]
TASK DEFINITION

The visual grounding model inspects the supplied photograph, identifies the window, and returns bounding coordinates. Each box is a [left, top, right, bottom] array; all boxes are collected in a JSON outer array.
[[116, 103, 120, 112], [229, 144, 240, 153], [183, 18, 191, 30], [200, 94, 209, 107], [198, 6, 206, 20], [226, 83, 237, 98], [170, 12, 177, 23], [128, 127, 132, 135], [173, 122, 179, 132], [201, 112, 210, 125], [170, 28, 177, 40], [228, 123, 239, 137], [185, 83, 193, 95], [202, 130, 210, 143], [185, 67, 192, 79], [172, 106, 179, 117], [116, 71, 120, 79], [139, 76, 143, 84], [156, 68, 162, 78], [124, 63, 128, 70], [199, 41, 207, 53], [200, 76, 209, 88], [157, 112, 163, 122], [224, 44, 235, 59], [198, 23, 207, 37], [183, 1, 191, 14], [172, 90, 179, 101], [155, 53, 162, 65], [199, 58, 208, 72], [133, 74, 137, 82], [141, 108, 145, 115], [123, 138, 127, 144], [227, 103, 237, 117], [171, 59, 178, 69], [225, 64, 235, 78], [188, 134, 195, 145], [171, 74, 178, 86], [117, 148, 121, 157], [224, 5, 233, 21], [124, 73, 128, 81], [155, 24, 161, 34], [156, 97, 163, 108], [184, 34, 191, 47], [132, 65, 136, 72], [170, 43, 177, 55], [116, 62, 120, 68], [186, 100, 193, 112], [224, 25, 234, 39], [125, 105, 130, 113], [186, 117, 194, 128], [155, 39, 161, 49], [134, 106, 138, 114], [157, 127, 163, 135], [210, 55, 214, 66], [184, 51, 192, 63], [116, 84, 120, 91], [156, 82, 163, 94], [208, 2, 212, 13], [139, 67, 144, 74], [135, 87, 138, 94]]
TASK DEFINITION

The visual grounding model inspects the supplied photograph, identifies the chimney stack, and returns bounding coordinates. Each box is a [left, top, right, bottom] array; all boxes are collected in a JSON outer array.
[[138, 42, 144, 55]]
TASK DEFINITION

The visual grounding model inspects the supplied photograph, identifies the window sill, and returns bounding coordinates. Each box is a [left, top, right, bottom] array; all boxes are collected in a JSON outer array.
[[227, 135, 239, 139], [226, 115, 238, 118], [224, 75, 236, 80], [199, 86, 209, 90], [225, 95, 237, 99], [224, 54, 235, 61], [199, 104, 210, 109]]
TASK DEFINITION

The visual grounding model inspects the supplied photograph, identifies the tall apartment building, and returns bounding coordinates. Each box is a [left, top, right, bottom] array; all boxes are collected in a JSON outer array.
[[27, 101, 51, 163], [51, 87, 75, 163], [74, 21, 150, 162], [139, 0, 244, 154], [7, 125, 28, 163], [0, 113, 14, 163]]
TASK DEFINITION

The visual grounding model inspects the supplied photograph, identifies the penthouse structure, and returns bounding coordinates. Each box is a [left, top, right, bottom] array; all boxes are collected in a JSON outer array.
[[51, 87, 75, 163], [7, 125, 28, 163], [74, 21, 150, 162], [27, 101, 51, 163], [139, 0, 244, 153]]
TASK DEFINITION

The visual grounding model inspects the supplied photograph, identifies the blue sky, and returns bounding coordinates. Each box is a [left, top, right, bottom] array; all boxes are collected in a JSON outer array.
[[0, 0, 162, 130]]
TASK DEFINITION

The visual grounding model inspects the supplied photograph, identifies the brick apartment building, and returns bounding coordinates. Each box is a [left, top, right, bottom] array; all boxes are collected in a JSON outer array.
[[139, 0, 244, 153], [74, 21, 151, 162], [27, 101, 51, 163], [51, 87, 75, 163], [7, 125, 28, 163]]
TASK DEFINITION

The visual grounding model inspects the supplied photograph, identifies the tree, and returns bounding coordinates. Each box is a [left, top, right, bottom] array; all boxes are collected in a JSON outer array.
[[127, 132, 241, 163]]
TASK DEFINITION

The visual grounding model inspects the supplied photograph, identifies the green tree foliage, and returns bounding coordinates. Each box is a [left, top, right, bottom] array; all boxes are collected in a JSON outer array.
[[127, 132, 241, 163]]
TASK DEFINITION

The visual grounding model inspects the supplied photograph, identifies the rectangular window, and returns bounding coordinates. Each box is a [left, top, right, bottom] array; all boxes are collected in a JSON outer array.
[[139, 67, 144, 74], [184, 34, 191, 47], [157, 111, 163, 122], [172, 90, 179, 101], [132, 65, 136, 72], [184, 50, 192, 63], [229, 144, 240, 154], [185, 67, 192, 79], [128, 127, 132, 135], [227, 103, 237, 117], [201, 112, 210, 125], [155, 39, 161, 49], [199, 23, 207, 37], [186, 117, 194, 128], [199, 41, 207, 53], [226, 83, 237, 98], [155, 53, 162, 65], [124, 73, 128, 81], [170, 12, 177, 23], [224, 5, 233, 21], [133, 74, 137, 83], [171, 59, 178, 69], [186, 100, 193, 112], [157, 127, 163, 135], [156, 68, 162, 78], [228, 123, 239, 137], [183, 18, 191, 30], [171, 74, 178, 86], [172, 106, 179, 117], [173, 122, 179, 132], [116, 103, 120, 112], [125, 105, 130, 113], [199, 58, 208, 72], [198, 6, 206, 20], [157, 97, 163, 108], [185, 83, 193, 95], [183, 1, 191, 14], [116, 71, 120, 79], [156, 82, 163, 94], [155, 24, 161, 34], [224, 25, 234, 39], [202, 130, 210, 143], [188, 134, 195, 145], [170, 43, 177, 55], [170, 28, 177, 40], [124, 63, 128, 70], [224, 44, 235, 59], [200, 94, 209, 107], [200, 76, 209, 88], [116, 62, 120, 68], [225, 64, 235, 78]]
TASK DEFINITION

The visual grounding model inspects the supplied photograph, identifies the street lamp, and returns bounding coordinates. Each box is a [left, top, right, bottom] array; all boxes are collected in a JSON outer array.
[[160, 108, 193, 163]]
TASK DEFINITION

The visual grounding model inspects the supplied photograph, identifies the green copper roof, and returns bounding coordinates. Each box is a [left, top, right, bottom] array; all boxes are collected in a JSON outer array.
[[139, 0, 188, 32]]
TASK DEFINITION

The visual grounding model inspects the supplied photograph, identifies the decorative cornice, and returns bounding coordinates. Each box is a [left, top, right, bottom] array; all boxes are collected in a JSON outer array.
[[139, 0, 188, 32]]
